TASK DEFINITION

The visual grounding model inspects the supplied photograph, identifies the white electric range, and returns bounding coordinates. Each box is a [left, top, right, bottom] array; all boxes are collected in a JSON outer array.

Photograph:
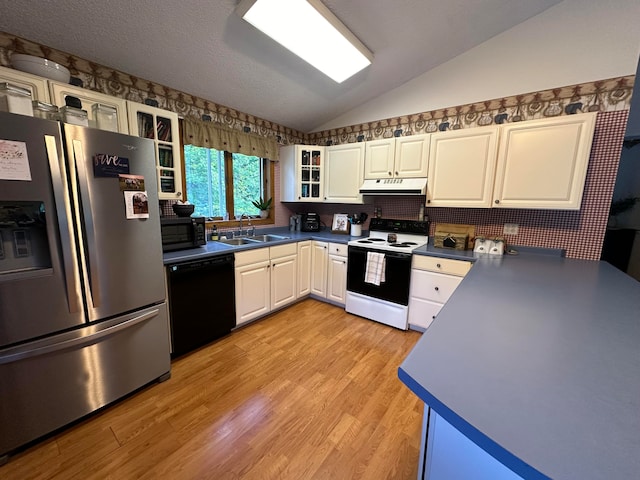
[[345, 218, 429, 329]]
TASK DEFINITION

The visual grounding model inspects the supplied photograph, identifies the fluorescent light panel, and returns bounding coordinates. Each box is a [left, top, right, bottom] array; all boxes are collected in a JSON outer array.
[[237, 0, 373, 83]]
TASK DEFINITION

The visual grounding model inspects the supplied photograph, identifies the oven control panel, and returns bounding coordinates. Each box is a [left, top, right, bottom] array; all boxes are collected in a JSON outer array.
[[369, 218, 429, 235]]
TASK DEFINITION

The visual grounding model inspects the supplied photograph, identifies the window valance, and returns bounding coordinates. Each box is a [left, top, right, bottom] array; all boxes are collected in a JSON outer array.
[[182, 117, 279, 160]]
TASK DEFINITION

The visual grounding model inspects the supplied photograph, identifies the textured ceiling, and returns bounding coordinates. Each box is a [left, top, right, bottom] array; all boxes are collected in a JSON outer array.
[[0, 0, 563, 132]]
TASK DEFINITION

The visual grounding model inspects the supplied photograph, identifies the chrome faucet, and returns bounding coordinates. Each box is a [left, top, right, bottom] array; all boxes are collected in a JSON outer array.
[[237, 213, 248, 237], [247, 217, 255, 237]]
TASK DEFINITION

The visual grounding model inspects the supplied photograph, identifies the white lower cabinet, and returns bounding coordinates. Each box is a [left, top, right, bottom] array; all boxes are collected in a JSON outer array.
[[235, 248, 271, 326], [234, 244, 298, 326], [270, 244, 298, 311], [297, 241, 312, 298], [408, 256, 471, 330], [310, 241, 348, 306], [327, 243, 348, 305], [311, 241, 328, 297]]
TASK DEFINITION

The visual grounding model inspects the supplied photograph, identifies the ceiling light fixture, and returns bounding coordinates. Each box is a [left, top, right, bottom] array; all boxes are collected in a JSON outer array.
[[236, 0, 373, 83]]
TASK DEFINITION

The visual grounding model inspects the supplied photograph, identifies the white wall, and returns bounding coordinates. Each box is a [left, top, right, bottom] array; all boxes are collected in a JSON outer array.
[[314, 0, 640, 132]]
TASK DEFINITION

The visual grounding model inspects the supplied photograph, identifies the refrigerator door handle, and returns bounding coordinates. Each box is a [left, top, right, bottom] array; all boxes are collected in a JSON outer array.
[[71, 139, 101, 309], [45, 135, 83, 314], [0, 308, 160, 365]]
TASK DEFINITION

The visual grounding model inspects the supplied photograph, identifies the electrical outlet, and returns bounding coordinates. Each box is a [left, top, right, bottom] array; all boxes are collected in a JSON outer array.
[[503, 223, 519, 235]]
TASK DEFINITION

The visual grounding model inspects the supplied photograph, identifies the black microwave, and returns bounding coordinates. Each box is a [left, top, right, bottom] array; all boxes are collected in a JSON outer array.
[[160, 217, 206, 252]]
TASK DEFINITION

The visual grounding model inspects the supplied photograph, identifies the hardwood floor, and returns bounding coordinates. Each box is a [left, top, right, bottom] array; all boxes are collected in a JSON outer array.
[[1, 299, 423, 480]]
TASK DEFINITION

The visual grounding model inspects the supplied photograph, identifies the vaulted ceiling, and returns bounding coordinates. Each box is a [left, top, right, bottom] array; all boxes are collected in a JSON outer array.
[[0, 0, 563, 132]]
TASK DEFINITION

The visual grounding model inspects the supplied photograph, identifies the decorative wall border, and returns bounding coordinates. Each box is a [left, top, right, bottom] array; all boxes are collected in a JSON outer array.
[[0, 31, 307, 145], [309, 77, 635, 145], [0, 31, 634, 151]]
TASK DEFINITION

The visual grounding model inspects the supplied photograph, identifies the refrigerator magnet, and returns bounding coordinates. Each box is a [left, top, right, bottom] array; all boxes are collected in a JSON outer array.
[[0, 139, 31, 181], [123, 190, 149, 219], [93, 153, 130, 178], [118, 174, 145, 191]]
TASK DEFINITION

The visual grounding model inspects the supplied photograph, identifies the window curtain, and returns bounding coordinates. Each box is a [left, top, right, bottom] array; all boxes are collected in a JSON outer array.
[[182, 117, 279, 160]]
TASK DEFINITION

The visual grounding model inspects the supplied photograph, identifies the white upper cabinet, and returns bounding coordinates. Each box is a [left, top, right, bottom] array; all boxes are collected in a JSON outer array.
[[49, 81, 129, 133], [493, 113, 597, 210], [324, 143, 365, 203], [364, 134, 430, 179], [427, 127, 499, 208], [0, 65, 50, 103], [364, 138, 395, 179], [280, 145, 325, 202], [127, 101, 182, 200], [394, 134, 430, 177]]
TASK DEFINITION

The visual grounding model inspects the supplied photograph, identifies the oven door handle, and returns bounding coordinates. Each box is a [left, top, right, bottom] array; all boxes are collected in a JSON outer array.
[[348, 246, 412, 260], [379, 252, 413, 260]]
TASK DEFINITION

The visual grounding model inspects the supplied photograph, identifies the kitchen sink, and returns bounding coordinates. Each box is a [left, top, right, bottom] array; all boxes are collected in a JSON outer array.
[[216, 234, 289, 246], [245, 234, 290, 242], [217, 237, 261, 246]]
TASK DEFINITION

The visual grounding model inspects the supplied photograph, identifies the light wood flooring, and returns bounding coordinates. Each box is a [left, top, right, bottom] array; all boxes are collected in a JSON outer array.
[[1, 299, 423, 480]]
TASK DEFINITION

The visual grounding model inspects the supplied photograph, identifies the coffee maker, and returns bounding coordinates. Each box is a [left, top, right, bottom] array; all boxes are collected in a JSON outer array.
[[300, 213, 320, 232]]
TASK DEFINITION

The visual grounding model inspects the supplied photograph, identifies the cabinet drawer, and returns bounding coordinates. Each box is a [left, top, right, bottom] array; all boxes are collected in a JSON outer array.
[[410, 269, 463, 303], [235, 248, 269, 267], [412, 255, 472, 276], [408, 298, 443, 330], [328, 242, 347, 257], [270, 242, 297, 259]]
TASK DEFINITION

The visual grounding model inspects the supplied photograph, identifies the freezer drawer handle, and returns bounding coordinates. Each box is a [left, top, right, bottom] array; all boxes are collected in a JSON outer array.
[[0, 308, 160, 365]]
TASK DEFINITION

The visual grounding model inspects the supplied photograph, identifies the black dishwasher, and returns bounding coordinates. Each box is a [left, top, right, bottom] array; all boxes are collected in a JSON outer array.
[[167, 254, 236, 357]]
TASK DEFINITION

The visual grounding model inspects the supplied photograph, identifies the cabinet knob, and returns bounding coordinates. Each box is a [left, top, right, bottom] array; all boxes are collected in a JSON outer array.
[[427, 199, 431, 203], [342, 260, 346, 264], [388, 171, 392, 176], [436, 263, 441, 268], [176, 192, 181, 197], [495, 199, 500, 204], [395, 171, 399, 176], [434, 286, 439, 291], [432, 315, 436, 319]]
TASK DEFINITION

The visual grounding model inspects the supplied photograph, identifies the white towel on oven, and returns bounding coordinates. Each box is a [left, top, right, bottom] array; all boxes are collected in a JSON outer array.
[[365, 252, 386, 286]]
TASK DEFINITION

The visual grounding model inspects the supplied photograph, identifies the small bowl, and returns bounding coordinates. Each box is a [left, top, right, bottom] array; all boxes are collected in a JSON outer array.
[[173, 204, 195, 217], [12, 54, 71, 83]]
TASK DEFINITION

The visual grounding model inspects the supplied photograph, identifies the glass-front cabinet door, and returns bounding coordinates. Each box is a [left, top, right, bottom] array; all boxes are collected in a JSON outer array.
[[127, 102, 182, 200], [298, 147, 323, 201]]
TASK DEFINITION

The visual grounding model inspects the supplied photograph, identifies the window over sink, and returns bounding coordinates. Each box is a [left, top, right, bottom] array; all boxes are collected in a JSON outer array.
[[184, 145, 272, 220]]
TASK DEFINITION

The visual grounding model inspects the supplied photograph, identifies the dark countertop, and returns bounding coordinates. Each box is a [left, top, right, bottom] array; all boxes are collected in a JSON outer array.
[[398, 254, 640, 480]]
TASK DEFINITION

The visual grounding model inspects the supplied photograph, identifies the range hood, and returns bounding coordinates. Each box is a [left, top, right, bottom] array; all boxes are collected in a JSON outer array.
[[359, 178, 427, 195]]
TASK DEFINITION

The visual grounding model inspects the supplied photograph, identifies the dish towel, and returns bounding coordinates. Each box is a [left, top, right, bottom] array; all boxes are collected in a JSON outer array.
[[365, 252, 386, 286]]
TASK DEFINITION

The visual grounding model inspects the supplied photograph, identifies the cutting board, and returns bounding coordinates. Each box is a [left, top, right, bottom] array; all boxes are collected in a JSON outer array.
[[434, 223, 476, 250]]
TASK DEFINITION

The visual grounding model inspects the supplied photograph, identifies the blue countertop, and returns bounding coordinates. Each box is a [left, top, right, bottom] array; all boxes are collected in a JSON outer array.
[[163, 227, 355, 265], [398, 254, 640, 480]]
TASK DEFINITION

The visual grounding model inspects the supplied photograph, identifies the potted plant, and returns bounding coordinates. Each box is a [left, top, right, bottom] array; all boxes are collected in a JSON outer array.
[[252, 197, 273, 218]]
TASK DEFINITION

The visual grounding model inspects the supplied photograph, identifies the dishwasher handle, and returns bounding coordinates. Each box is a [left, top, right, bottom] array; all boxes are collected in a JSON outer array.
[[168, 254, 235, 275]]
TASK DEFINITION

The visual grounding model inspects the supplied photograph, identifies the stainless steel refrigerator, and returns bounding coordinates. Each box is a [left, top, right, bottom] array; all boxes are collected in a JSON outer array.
[[0, 111, 170, 461]]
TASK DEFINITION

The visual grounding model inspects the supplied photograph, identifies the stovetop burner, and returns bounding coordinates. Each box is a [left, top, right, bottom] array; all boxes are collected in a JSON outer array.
[[348, 217, 430, 253], [358, 237, 386, 244]]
